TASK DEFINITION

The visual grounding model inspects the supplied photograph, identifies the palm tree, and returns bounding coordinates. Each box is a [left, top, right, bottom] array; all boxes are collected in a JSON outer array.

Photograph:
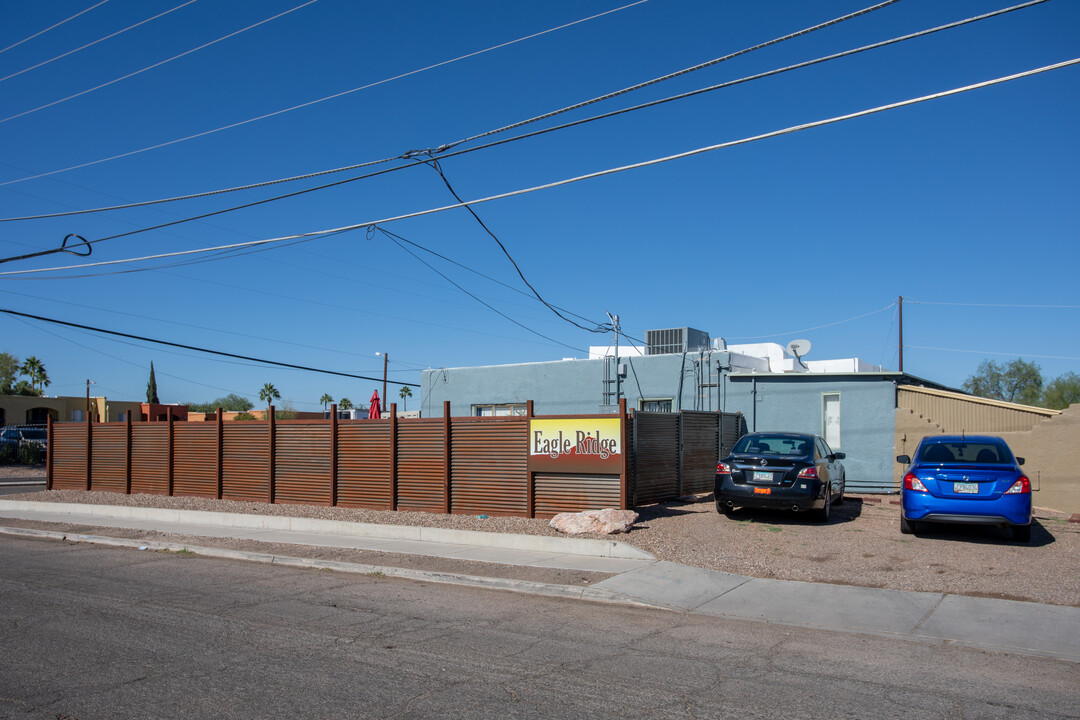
[[398, 386, 412, 411], [339, 397, 353, 411], [259, 383, 280, 416], [19, 356, 49, 394], [319, 393, 334, 413]]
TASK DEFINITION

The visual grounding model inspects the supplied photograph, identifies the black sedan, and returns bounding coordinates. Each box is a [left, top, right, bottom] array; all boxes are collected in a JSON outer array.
[[715, 432, 846, 522]]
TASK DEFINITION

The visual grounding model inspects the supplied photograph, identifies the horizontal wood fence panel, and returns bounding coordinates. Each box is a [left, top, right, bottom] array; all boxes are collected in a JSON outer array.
[[450, 419, 527, 516], [49, 424, 86, 489], [90, 424, 126, 493], [274, 423, 331, 506], [173, 423, 218, 498], [533, 473, 621, 518], [221, 423, 268, 502], [397, 420, 445, 513], [633, 413, 679, 506], [337, 422, 392, 509], [130, 425, 169, 495]]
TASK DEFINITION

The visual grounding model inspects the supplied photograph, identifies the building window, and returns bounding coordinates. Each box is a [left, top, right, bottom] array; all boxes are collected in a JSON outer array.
[[639, 398, 673, 413], [822, 392, 841, 449], [473, 404, 527, 417], [71, 410, 83, 422]]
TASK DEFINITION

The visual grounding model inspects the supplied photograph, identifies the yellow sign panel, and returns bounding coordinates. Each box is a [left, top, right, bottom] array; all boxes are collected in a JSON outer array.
[[529, 418, 622, 471]]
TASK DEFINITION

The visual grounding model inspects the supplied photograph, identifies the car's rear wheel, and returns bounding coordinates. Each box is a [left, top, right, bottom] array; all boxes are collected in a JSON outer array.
[[1012, 524, 1031, 543], [813, 485, 832, 523], [900, 515, 917, 534]]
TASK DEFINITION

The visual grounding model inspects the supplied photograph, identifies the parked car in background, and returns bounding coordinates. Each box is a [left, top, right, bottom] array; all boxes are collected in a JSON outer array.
[[897, 435, 1031, 542], [715, 432, 846, 522], [0, 426, 48, 453]]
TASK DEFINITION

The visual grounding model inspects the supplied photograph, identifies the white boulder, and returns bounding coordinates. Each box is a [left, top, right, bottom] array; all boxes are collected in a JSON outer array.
[[549, 509, 639, 535]]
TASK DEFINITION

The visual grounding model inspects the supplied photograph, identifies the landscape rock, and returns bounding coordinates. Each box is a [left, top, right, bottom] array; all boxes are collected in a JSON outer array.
[[549, 509, 639, 535]]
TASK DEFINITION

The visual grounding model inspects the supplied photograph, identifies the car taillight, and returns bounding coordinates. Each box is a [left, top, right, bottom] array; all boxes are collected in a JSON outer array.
[[797, 466, 818, 479], [716, 462, 731, 474], [903, 473, 928, 492], [1005, 476, 1031, 494]]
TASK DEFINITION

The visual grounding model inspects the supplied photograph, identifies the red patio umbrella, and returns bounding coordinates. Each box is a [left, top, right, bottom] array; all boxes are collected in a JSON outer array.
[[368, 390, 381, 419]]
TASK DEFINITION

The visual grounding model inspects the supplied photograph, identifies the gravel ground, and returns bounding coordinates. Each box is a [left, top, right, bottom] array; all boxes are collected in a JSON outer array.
[[2, 464, 1078, 607]]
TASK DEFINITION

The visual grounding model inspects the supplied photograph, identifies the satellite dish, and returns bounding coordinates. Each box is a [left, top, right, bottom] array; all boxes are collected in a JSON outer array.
[[786, 339, 812, 359]]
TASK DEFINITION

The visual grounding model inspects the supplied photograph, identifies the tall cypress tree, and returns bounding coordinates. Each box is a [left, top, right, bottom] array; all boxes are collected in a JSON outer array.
[[147, 362, 160, 404]]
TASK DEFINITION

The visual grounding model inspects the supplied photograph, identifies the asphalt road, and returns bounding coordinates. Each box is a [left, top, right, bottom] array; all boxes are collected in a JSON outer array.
[[2, 536, 1078, 720]]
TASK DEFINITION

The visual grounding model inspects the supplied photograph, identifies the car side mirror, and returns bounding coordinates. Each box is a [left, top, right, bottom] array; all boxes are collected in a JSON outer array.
[[1016, 457, 1025, 466], [832, 452, 846, 460], [896, 454, 910, 464]]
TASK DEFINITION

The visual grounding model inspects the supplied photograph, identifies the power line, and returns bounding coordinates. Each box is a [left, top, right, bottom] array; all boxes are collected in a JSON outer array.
[[729, 303, 898, 340], [0, 0, 648, 185], [0, 1, 109, 55], [0, 0, 1050, 265], [0, 0, 199, 84], [905, 346, 1080, 361], [906, 299, 1080, 308], [0, 307, 422, 386], [0, 0, 320, 125], [0, 0, 908, 198], [379, 226, 587, 353], [8, 54, 1074, 278]]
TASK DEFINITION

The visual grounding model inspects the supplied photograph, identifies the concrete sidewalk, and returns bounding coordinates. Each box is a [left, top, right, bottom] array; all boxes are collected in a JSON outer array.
[[1, 499, 1078, 663]]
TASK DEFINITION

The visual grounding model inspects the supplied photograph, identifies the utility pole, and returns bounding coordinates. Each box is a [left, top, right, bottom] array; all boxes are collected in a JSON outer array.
[[898, 295, 904, 373], [85, 379, 95, 422], [606, 312, 621, 405], [381, 352, 388, 409]]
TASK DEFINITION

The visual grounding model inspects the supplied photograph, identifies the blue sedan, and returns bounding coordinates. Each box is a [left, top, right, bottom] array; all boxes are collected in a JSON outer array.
[[897, 435, 1032, 542]]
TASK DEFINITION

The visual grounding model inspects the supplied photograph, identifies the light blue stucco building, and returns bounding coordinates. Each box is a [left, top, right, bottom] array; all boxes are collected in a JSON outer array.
[[419, 333, 947, 493]]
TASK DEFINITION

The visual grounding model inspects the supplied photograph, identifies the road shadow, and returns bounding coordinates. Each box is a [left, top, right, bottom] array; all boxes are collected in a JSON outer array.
[[718, 496, 866, 527]]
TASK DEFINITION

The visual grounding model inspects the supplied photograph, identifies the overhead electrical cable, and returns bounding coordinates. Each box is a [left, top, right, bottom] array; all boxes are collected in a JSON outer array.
[[729, 303, 898, 340], [0, 0, 199, 84], [0, 0, 908, 197], [906, 299, 1080, 308], [0, 0, 320, 125], [420, 155, 610, 334], [0, 307, 421, 386], [4, 55, 1075, 278], [0, 1, 110, 55], [0, 0, 1049, 256], [0, 0, 648, 184], [379, 226, 587, 352], [905, 346, 1080, 361]]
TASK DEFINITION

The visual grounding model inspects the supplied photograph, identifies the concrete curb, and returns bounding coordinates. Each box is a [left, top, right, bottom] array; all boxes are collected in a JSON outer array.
[[0, 525, 653, 608], [0, 500, 654, 560]]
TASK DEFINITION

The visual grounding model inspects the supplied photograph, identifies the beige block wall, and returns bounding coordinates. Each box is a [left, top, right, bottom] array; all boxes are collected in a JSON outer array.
[[895, 404, 1080, 514]]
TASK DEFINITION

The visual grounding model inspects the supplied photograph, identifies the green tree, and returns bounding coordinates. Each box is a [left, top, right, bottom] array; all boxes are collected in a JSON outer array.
[[962, 358, 1043, 406], [0, 352, 19, 394], [187, 393, 254, 413], [259, 383, 281, 413], [1043, 371, 1080, 410], [339, 397, 353, 411], [233, 412, 257, 421], [146, 362, 160, 404], [398, 385, 412, 411], [319, 393, 334, 413], [19, 356, 49, 394]]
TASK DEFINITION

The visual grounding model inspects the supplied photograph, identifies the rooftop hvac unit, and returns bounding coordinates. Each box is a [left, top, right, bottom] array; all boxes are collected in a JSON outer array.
[[645, 327, 711, 355]]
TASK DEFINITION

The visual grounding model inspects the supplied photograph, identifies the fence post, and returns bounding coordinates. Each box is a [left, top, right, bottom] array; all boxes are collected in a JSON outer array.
[[216, 407, 223, 500], [167, 412, 174, 496], [621, 398, 631, 509], [526, 400, 535, 518], [85, 408, 92, 492], [330, 403, 338, 507], [389, 403, 398, 511], [268, 405, 275, 504], [677, 412, 685, 498], [443, 401, 451, 514], [125, 412, 132, 494], [46, 415, 53, 491]]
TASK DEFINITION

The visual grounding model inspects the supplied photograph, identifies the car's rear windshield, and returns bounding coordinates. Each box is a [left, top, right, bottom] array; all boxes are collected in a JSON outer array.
[[733, 435, 811, 457], [21, 429, 47, 440], [918, 441, 1012, 464]]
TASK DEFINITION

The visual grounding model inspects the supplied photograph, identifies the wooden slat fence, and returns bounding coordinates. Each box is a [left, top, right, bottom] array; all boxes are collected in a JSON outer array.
[[46, 404, 743, 517]]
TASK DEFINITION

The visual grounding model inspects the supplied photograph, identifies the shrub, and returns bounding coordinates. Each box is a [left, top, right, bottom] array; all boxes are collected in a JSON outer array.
[[0, 444, 17, 465], [18, 444, 45, 466]]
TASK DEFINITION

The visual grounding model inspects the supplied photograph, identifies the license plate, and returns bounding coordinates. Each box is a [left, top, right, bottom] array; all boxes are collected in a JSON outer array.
[[753, 471, 773, 482], [753, 487, 771, 495], [954, 482, 979, 494]]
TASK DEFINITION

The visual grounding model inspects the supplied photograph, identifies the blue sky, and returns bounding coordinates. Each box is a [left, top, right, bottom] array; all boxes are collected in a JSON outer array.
[[1, 0, 1077, 412]]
